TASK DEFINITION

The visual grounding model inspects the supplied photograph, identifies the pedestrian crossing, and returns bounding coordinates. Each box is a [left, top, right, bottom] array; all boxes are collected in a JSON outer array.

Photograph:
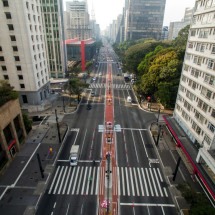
[[48, 166, 168, 198], [89, 83, 131, 90]]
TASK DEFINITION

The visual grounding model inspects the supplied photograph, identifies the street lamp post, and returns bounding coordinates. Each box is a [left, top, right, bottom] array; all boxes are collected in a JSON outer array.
[[55, 109, 61, 144], [156, 125, 162, 146], [157, 108, 160, 123]]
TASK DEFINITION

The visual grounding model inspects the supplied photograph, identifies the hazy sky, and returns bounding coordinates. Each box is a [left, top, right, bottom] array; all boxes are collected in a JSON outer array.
[[64, 0, 196, 30]]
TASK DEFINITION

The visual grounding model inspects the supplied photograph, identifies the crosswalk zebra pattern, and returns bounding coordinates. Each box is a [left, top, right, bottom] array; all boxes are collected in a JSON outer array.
[[89, 83, 131, 90], [48, 166, 168, 198], [48, 166, 102, 195], [115, 167, 168, 197]]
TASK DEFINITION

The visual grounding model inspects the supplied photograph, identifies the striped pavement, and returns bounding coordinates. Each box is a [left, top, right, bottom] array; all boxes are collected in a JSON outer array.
[[48, 166, 168, 197], [89, 83, 131, 90]]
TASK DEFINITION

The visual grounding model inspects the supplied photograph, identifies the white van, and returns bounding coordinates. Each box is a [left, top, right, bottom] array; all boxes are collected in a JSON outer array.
[[127, 96, 132, 103]]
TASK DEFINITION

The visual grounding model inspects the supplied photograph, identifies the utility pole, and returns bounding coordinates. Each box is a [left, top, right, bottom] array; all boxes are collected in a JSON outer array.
[[55, 109, 62, 144], [156, 125, 162, 146], [157, 108, 160, 123], [173, 157, 181, 181], [37, 153, 44, 178]]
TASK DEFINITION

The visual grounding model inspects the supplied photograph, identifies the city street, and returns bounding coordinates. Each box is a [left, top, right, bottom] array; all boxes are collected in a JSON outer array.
[[0, 44, 198, 215]]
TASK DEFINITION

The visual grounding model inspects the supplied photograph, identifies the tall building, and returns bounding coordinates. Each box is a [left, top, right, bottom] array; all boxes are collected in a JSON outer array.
[[0, 0, 50, 106], [41, 0, 66, 78], [174, 0, 215, 175], [65, 0, 92, 40], [168, 7, 194, 40], [124, 0, 166, 41]]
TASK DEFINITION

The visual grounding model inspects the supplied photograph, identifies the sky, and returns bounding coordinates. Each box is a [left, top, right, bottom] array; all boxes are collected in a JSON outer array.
[[64, 0, 196, 30]]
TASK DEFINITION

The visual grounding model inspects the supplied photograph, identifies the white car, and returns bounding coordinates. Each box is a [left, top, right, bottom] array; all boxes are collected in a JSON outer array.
[[92, 77, 96, 81], [99, 72, 102, 76]]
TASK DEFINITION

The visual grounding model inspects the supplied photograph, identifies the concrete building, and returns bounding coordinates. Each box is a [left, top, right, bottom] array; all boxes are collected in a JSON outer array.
[[161, 26, 168, 41], [0, 0, 50, 106], [174, 0, 215, 180], [168, 7, 194, 40], [0, 99, 27, 172], [124, 0, 166, 41], [41, 0, 66, 78], [65, 0, 92, 40]]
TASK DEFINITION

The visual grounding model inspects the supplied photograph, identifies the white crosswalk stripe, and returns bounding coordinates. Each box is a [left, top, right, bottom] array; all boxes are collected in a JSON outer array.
[[48, 166, 100, 195], [89, 83, 131, 89], [118, 167, 168, 197]]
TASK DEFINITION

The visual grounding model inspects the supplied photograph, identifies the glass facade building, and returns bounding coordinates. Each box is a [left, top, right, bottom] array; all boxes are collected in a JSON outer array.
[[124, 0, 166, 41]]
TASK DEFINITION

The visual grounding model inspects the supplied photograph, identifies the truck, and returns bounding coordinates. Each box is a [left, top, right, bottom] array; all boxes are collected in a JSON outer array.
[[69, 145, 79, 166]]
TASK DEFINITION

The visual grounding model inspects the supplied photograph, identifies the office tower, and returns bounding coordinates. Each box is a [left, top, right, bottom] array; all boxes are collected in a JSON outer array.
[[65, 0, 92, 40], [174, 0, 215, 164], [124, 0, 166, 41], [41, 0, 66, 78], [0, 0, 50, 106]]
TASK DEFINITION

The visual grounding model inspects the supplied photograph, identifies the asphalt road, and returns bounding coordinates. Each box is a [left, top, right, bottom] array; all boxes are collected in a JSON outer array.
[[36, 45, 178, 215]]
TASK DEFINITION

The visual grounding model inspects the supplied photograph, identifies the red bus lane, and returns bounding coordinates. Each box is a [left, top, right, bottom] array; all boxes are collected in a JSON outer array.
[[99, 62, 118, 215]]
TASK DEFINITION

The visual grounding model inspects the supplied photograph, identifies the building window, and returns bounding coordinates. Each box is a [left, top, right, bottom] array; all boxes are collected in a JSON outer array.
[[26, 2, 29, 9], [10, 35, 16, 41], [207, 122, 215, 133], [5, 12, 11, 19], [211, 109, 215, 118], [211, 44, 215, 54], [192, 122, 201, 135], [0, 46, 2, 51], [207, 59, 215, 70], [203, 134, 211, 145], [12, 46, 18, 52], [201, 87, 212, 99], [16, 66, 21, 71], [8, 24, 14, 31], [22, 95, 28, 103], [3, 75, 9, 80], [14, 56, 20, 61], [1, 66, 7, 71], [20, 84, 25, 88], [2, 0, 9, 7], [18, 75, 23, 80], [0, 56, 5, 61]]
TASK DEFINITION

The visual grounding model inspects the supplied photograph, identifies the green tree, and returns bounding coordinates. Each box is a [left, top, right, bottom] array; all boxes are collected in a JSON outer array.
[[0, 80, 18, 107], [173, 25, 190, 49], [65, 78, 88, 103]]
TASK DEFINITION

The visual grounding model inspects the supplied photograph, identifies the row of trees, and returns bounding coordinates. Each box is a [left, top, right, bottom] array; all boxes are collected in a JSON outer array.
[[113, 25, 190, 108]]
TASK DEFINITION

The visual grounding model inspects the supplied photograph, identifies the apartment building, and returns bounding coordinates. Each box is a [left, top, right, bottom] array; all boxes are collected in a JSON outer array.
[[174, 0, 215, 177], [0, 0, 50, 106]]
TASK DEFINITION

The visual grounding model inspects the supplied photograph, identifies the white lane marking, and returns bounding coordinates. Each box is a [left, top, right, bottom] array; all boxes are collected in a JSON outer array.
[[139, 130, 149, 158], [65, 203, 70, 215], [91, 167, 96, 195], [48, 166, 60, 194], [121, 167, 125, 196], [71, 166, 80, 194], [67, 167, 75, 195], [117, 167, 121, 196], [137, 168, 144, 196], [131, 130, 139, 163], [84, 167, 90, 195], [76, 166, 83, 194], [121, 128, 147, 131], [145, 168, 153, 196], [53, 166, 64, 194], [95, 167, 100, 195], [62, 167, 71, 195], [130, 168, 135, 196], [53, 202, 56, 208], [58, 166, 68, 194], [141, 168, 148, 196], [161, 206, 165, 215], [149, 168, 158, 197], [133, 168, 140, 196], [153, 168, 163, 197], [157, 168, 163, 182], [125, 167, 130, 196], [164, 188, 168, 197], [120, 203, 175, 207]]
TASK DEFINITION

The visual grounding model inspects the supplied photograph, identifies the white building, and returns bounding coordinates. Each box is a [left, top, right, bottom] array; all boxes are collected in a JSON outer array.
[[0, 0, 50, 106], [65, 0, 91, 40], [174, 0, 215, 178]]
